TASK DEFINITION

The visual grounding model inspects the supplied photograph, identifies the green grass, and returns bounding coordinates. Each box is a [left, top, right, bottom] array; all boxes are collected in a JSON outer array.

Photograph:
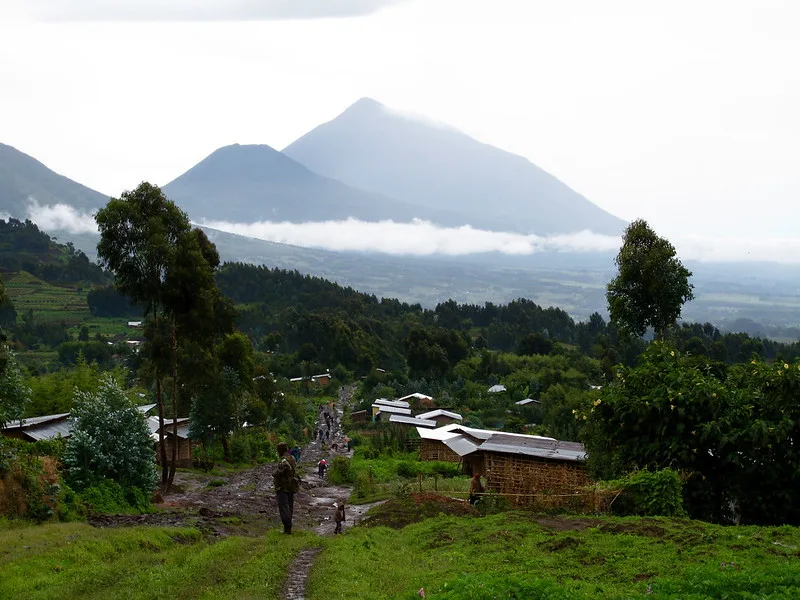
[[3, 510, 800, 599], [0, 522, 317, 600], [306, 507, 800, 599]]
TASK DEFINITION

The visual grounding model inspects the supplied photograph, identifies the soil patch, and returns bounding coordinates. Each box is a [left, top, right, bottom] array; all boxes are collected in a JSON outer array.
[[361, 493, 477, 529]]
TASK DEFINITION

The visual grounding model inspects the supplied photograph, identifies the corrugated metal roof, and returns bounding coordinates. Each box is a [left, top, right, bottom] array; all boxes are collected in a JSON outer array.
[[374, 399, 411, 408], [443, 434, 480, 457], [3, 413, 71, 430], [416, 409, 463, 421], [23, 418, 73, 441], [388, 415, 438, 428], [487, 385, 506, 393], [479, 433, 586, 462], [372, 405, 412, 416], [515, 398, 540, 406], [397, 393, 433, 402], [136, 404, 157, 414], [416, 425, 461, 441]]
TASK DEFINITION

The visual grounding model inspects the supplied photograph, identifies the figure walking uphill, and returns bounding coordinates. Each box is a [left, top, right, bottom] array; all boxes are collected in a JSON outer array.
[[273, 442, 301, 534], [334, 502, 346, 534], [318, 458, 328, 478]]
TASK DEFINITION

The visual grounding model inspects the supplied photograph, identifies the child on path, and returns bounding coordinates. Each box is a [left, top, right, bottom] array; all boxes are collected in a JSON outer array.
[[334, 502, 346, 534]]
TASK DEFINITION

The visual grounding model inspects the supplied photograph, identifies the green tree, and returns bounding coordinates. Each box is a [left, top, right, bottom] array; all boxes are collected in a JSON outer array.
[[95, 182, 191, 492], [606, 219, 694, 339], [0, 349, 31, 427], [63, 375, 157, 493]]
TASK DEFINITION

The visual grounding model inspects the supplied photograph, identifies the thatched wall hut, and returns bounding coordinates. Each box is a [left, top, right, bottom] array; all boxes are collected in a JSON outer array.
[[420, 438, 462, 463], [478, 434, 588, 506]]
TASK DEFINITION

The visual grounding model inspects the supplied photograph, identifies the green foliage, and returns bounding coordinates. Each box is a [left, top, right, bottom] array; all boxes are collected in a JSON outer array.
[[79, 479, 150, 514], [0, 347, 31, 426], [0, 451, 60, 522], [600, 469, 686, 517], [607, 219, 694, 339], [63, 375, 157, 493], [328, 456, 351, 484], [584, 342, 800, 524], [228, 428, 275, 464]]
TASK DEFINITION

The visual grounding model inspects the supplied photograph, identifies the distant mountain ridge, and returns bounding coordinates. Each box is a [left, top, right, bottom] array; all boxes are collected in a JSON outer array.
[[163, 143, 477, 226], [0, 143, 107, 218], [284, 98, 626, 236]]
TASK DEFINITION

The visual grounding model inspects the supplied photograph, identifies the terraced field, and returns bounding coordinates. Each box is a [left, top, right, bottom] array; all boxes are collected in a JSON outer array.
[[2, 271, 90, 323]]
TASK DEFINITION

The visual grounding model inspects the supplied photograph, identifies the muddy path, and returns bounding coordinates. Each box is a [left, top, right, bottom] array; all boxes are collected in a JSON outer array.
[[89, 385, 373, 539]]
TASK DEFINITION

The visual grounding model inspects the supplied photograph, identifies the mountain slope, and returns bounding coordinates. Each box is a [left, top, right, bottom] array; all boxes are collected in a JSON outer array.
[[284, 98, 626, 236], [0, 143, 108, 218], [162, 143, 476, 226]]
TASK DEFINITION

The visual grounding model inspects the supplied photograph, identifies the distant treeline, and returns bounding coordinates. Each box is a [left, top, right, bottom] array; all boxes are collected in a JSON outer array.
[[0, 218, 106, 284], [214, 262, 800, 380]]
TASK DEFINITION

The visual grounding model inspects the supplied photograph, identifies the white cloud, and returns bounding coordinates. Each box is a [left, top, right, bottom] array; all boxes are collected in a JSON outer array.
[[24, 0, 408, 21], [21, 201, 800, 265], [26, 200, 98, 234], [202, 216, 621, 256]]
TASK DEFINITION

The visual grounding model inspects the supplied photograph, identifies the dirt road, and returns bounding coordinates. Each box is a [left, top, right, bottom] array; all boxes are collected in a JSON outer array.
[[90, 385, 366, 538]]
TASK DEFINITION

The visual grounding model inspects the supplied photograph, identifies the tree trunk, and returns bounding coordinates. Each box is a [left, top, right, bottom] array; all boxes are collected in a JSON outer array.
[[167, 322, 179, 488], [222, 435, 231, 463], [156, 375, 169, 494]]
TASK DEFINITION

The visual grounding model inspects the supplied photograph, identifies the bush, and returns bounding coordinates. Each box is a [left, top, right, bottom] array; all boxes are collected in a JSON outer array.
[[0, 454, 60, 522], [328, 456, 351, 484], [79, 479, 150, 514], [63, 376, 157, 493], [600, 468, 685, 517], [396, 461, 419, 479]]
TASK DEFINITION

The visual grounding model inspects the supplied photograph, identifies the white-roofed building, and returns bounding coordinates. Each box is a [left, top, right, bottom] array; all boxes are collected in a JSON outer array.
[[415, 409, 463, 426]]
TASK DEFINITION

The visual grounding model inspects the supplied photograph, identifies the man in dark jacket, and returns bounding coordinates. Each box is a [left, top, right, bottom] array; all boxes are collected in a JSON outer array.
[[274, 442, 300, 534]]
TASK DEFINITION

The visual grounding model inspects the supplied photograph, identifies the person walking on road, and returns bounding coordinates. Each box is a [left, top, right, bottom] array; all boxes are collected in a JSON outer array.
[[318, 458, 328, 478], [274, 442, 300, 534]]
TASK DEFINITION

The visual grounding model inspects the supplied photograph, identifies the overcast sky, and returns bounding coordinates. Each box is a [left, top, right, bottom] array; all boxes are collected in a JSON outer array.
[[1, 0, 798, 248]]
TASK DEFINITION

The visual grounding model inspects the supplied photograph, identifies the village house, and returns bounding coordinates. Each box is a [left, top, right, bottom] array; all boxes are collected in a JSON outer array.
[[388, 414, 437, 429], [372, 404, 413, 421], [415, 409, 463, 426], [148, 416, 196, 467], [371, 398, 411, 418], [1, 404, 157, 443], [417, 424, 587, 504], [515, 398, 540, 407]]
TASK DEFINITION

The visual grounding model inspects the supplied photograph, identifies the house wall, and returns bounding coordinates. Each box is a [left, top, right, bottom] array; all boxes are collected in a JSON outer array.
[[0, 429, 26, 441], [482, 451, 589, 506], [156, 437, 196, 467], [420, 439, 461, 463]]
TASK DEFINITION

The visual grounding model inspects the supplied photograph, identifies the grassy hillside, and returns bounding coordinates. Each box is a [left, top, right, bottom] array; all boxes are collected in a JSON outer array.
[[2, 508, 798, 599]]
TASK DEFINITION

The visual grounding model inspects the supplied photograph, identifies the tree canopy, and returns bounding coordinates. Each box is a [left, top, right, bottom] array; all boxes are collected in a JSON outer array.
[[606, 219, 694, 339]]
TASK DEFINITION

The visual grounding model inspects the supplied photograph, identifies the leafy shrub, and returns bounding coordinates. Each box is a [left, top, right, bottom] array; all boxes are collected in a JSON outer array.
[[600, 468, 686, 517], [63, 375, 157, 493], [328, 456, 351, 484], [353, 470, 376, 499], [192, 446, 216, 472], [396, 461, 419, 479], [476, 492, 510, 516], [229, 433, 252, 464], [0, 454, 60, 522], [79, 479, 150, 514]]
